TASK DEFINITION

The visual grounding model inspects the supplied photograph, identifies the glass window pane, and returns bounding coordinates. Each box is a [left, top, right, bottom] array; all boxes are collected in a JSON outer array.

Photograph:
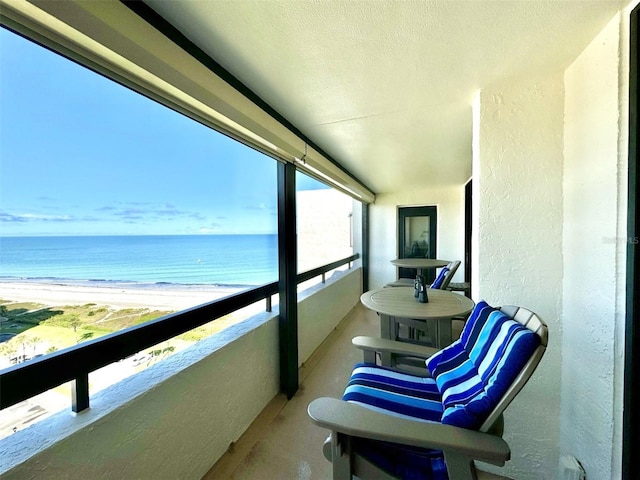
[[296, 172, 355, 289], [0, 26, 278, 309], [404, 216, 431, 257], [0, 27, 278, 437]]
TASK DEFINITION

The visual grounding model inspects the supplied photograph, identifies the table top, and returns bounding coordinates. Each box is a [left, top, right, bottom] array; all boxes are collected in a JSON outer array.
[[360, 287, 475, 319], [390, 258, 450, 269]]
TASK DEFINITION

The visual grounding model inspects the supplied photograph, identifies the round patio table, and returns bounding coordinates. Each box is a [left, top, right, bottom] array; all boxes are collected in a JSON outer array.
[[390, 258, 450, 274], [361, 287, 475, 363]]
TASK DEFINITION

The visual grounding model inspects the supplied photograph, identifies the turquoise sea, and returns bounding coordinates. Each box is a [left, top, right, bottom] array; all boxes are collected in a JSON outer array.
[[0, 235, 278, 287]]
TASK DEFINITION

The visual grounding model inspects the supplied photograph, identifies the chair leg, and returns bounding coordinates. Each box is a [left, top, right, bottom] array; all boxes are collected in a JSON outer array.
[[443, 451, 478, 480], [362, 349, 376, 364], [409, 326, 416, 340], [331, 431, 353, 479]]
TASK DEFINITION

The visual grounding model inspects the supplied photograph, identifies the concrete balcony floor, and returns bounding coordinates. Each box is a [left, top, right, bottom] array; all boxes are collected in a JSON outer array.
[[203, 304, 511, 480]]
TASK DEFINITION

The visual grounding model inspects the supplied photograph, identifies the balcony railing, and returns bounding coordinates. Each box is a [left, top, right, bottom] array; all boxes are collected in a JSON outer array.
[[0, 254, 359, 413]]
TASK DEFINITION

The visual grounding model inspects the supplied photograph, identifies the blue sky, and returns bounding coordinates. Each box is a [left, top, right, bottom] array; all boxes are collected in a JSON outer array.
[[0, 28, 324, 237]]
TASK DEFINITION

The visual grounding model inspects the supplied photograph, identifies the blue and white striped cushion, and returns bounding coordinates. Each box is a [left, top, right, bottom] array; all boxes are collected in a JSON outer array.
[[353, 438, 449, 480], [426, 304, 540, 429], [441, 321, 539, 428], [425, 300, 494, 377], [436, 309, 510, 408], [343, 364, 447, 479], [341, 300, 540, 476], [430, 267, 449, 289], [343, 363, 443, 422]]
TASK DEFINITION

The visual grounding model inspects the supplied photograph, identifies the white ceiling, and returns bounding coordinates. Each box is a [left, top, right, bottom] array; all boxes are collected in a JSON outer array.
[[146, 0, 624, 194]]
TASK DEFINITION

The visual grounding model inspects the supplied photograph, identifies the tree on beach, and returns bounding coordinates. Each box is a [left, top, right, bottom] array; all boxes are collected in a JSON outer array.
[[78, 332, 94, 342], [68, 315, 81, 343], [0, 338, 20, 363], [0, 341, 13, 360], [26, 336, 41, 356], [162, 346, 175, 358], [19, 337, 34, 360]]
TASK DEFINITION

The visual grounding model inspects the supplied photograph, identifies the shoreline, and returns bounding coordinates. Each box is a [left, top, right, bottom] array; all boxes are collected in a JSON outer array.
[[0, 280, 244, 311]]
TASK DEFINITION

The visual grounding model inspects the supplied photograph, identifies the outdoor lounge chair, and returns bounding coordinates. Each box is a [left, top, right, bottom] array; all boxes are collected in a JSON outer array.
[[385, 260, 461, 290], [436, 260, 460, 290], [411, 259, 461, 290], [308, 301, 548, 480]]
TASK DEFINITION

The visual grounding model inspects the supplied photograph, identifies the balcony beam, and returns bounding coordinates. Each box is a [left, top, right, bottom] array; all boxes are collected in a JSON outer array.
[[72, 373, 90, 413]]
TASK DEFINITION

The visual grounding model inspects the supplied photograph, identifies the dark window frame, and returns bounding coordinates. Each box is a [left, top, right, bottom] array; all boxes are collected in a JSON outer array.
[[624, 4, 639, 479]]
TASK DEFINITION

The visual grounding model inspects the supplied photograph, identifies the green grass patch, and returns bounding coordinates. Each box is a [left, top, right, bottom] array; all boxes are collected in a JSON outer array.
[[0, 302, 52, 320], [0, 300, 175, 361], [8, 324, 110, 352], [176, 312, 245, 342], [1, 296, 249, 366], [97, 309, 173, 331]]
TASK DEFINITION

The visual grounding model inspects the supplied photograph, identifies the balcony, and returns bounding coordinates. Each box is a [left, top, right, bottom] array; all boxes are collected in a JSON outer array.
[[0, 262, 514, 479], [0, 0, 637, 478], [202, 302, 509, 480], [0, 261, 366, 478]]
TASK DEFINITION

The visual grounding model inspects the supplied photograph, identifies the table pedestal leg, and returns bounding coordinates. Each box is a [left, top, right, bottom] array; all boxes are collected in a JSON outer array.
[[379, 314, 393, 366], [436, 317, 453, 348]]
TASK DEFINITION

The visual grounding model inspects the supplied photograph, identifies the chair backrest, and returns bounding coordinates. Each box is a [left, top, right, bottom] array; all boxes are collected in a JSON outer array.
[[430, 260, 461, 290], [426, 301, 547, 432], [440, 260, 460, 290], [478, 305, 548, 432]]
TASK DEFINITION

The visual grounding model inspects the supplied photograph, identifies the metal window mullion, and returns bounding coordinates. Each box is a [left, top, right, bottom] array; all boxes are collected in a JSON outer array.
[[278, 161, 298, 399], [362, 203, 369, 293]]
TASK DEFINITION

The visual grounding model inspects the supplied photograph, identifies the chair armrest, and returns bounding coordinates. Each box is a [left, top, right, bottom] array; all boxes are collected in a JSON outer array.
[[352, 335, 439, 360], [308, 397, 510, 466]]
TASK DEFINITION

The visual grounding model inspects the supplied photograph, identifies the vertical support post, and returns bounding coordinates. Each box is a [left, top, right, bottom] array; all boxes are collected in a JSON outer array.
[[278, 161, 298, 399], [266, 296, 272, 312], [322, 273, 326, 284], [72, 373, 90, 413], [362, 203, 370, 293], [624, 6, 640, 479]]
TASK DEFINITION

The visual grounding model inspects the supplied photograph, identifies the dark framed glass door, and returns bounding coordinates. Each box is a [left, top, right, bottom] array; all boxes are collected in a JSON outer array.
[[465, 180, 472, 284], [398, 206, 437, 281]]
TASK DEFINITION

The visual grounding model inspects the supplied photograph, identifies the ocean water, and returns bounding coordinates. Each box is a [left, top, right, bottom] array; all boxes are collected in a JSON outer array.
[[0, 235, 278, 287]]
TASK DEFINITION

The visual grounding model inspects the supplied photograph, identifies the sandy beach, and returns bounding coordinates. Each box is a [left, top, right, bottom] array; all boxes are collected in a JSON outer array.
[[0, 281, 243, 311]]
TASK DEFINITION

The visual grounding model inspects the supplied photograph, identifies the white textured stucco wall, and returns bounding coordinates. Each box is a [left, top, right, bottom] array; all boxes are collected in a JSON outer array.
[[369, 187, 465, 290], [473, 75, 564, 479], [562, 12, 627, 479], [1, 311, 281, 480], [0, 269, 362, 479]]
